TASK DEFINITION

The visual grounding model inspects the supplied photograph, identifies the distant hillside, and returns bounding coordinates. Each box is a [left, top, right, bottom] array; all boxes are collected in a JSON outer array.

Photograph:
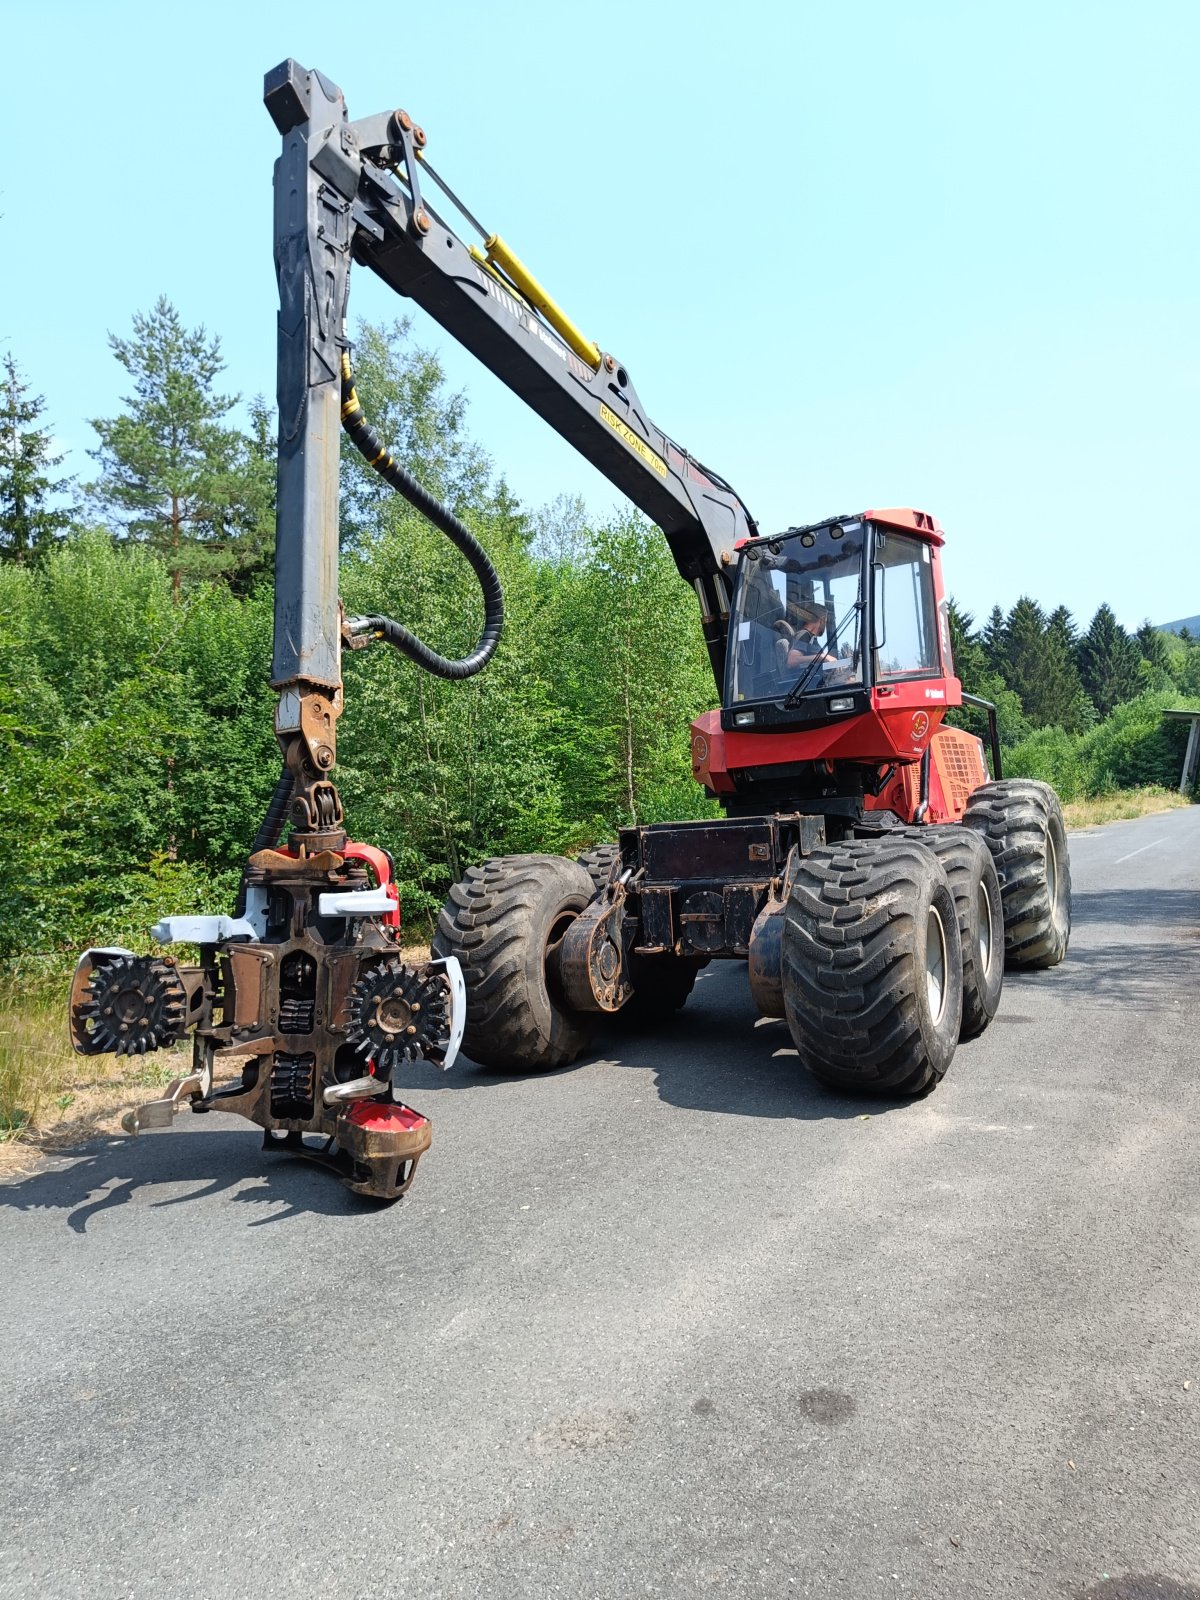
[[1157, 614, 1200, 636]]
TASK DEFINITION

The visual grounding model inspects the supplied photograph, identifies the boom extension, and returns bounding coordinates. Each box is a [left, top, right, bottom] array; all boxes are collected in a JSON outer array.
[[264, 58, 755, 686]]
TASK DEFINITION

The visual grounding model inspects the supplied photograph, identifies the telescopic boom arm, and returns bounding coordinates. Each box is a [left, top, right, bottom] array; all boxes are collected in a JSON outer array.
[[264, 59, 756, 689]]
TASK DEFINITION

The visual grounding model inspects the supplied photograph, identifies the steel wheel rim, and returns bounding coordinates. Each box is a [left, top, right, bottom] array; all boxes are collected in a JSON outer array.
[[1046, 827, 1059, 909], [976, 878, 994, 972], [926, 904, 948, 1023]]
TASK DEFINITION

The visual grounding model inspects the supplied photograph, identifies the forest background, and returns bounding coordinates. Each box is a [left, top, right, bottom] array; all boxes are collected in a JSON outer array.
[[2, 303, 1198, 979]]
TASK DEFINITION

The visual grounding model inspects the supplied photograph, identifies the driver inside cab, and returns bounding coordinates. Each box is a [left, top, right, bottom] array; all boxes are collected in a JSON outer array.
[[779, 602, 837, 672]]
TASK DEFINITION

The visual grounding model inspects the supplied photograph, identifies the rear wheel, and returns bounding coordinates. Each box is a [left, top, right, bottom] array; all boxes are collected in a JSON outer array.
[[432, 854, 595, 1071], [891, 826, 1004, 1039], [577, 843, 619, 895], [962, 780, 1071, 968], [781, 838, 963, 1095]]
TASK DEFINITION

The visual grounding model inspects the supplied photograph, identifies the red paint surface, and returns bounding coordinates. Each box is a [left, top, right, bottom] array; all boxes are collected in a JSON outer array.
[[346, 1101, 429, 1132]]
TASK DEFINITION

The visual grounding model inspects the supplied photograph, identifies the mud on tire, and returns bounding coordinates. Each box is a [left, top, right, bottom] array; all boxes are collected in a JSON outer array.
[[962, 779, 1071, 969], [891, 826, 1005, 1040], [432, 854, 595, 1071], [781, 838, 964, 1095]]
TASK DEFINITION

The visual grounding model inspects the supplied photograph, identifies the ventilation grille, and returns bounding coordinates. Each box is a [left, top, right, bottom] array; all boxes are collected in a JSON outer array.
[[932, 728, 986, 817]]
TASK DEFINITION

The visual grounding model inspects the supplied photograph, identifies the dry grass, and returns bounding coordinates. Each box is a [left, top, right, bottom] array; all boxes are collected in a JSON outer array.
[[0, 986, 192, 1177], [1063, 786, 1190, 830]]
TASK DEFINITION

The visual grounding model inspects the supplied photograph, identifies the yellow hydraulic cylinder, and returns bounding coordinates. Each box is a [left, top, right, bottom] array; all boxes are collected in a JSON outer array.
[[483, 234, 601, 371]]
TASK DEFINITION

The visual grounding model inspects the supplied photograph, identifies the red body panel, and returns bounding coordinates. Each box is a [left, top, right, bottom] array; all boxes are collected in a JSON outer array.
[[694, 508, 986, 818], [278, 840, 402, 928]]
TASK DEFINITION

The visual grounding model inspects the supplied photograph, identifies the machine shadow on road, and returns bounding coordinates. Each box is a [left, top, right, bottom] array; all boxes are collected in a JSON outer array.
[[0, 1129, 388, 1231], [396, 965, 920, 1125]]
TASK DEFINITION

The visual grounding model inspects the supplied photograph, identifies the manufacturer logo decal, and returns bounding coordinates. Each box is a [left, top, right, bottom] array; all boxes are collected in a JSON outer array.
[[911, 711, 930, 739], [692, 734, 708, 764]]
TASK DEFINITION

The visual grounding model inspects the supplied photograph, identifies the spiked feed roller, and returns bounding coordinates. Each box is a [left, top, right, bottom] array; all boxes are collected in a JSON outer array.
[[71, 956, 188, 1056]]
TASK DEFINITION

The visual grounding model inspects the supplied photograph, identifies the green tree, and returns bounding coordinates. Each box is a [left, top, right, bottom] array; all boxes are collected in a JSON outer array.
[[945, 598, 1028, 746], [998, 597, 1087, 730], [88, 298, 264, 594], [1139, 617, 1177, 688], [980, 604, 1006, 671], [998, 596, 1049, 712], [541, 511, 718, 831], [1077, 604, 1142, 719], [0, 353, 74, 562]]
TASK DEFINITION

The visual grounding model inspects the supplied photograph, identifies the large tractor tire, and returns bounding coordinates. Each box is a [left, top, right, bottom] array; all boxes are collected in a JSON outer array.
[[432, 854, 595, 1071], [891, 826, 1005, 1040], [577, 843, 619, 896], [962, 780, 1071, 969], [781, 838, 963, 1096]]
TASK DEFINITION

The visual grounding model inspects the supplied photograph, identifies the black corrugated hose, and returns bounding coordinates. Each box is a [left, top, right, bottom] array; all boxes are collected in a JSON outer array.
[[236, 354, 504, 913], [339, 352, 504, 680], [233, 763, 294, 916]]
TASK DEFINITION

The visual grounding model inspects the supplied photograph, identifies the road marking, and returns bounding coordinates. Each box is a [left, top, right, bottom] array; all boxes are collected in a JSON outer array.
[[1113, 839, 1164, 864]]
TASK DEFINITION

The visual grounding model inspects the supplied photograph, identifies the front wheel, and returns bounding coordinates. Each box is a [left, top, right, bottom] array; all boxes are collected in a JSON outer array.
[[432, 855, 595, 1071], [891, 826, 1005, 1040], [781, 838, 963, 1095], [963, 780, 1071, 969]]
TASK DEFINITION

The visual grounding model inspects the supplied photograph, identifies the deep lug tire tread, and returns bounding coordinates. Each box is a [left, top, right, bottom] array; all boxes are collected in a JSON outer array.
[[889, 825, 1005, 1039], [962, 780, 1071, 969], [432, 854, 595, 1071], [577, 843, 620, 895], [781, 838, 964, 1095]]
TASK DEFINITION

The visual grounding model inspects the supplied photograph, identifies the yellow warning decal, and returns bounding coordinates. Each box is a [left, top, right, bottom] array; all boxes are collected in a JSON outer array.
[[599, 403, 667, 478]]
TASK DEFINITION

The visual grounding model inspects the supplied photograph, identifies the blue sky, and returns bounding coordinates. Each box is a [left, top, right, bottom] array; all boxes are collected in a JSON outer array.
[[3, 0, 1196, 630]]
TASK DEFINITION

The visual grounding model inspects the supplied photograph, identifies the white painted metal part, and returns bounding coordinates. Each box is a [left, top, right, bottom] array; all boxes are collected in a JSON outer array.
[[150, 915, 259, 945], [419, 955, 466, 1073], [316, 887, 396, 917]]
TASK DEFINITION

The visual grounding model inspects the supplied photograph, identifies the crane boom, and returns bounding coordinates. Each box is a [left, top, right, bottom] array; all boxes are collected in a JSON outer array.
[[264, 58, 754, 686]]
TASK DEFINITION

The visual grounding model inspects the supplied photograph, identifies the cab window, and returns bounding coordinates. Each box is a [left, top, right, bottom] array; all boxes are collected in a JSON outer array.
[[873, 530, 939, 681]]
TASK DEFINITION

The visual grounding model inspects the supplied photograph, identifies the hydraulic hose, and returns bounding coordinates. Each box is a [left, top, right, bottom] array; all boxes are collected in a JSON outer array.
[[233, 764, 293, 917], [339, 353, 504, 680]]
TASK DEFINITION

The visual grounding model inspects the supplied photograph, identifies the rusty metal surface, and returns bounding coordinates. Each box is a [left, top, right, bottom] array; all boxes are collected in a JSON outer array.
[[746, 893, 787, 1018], [113, 848, 451, 1201], [557, 890, 634, 1014]]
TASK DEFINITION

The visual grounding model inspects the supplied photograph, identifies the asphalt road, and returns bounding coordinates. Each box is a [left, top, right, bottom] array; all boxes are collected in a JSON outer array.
[[3, 807, 1199, 1600]]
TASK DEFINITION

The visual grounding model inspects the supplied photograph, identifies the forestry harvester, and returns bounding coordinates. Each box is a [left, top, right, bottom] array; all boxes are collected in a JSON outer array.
[[69, 62, 1072, 1199]]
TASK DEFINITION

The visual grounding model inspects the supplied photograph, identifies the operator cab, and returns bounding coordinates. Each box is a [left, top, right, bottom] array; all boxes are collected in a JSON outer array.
[[722, 515, 946, 732]]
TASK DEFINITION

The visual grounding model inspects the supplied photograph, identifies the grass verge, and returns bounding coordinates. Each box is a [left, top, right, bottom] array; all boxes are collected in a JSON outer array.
[[1063, 785, 1190, 829], [0, 984, 191, 1177]]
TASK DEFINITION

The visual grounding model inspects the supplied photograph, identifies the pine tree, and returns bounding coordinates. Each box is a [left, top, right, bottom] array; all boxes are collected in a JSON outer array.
[[1041, 603, 1088, 728], [225, 395, 277, 594], [981, 604, 1006, 671], [1046, 605, 1078, 655], [995, 597, 1088, 729], [0, 354, 74, 562], [1135, 621, 1170, 672], [1078, 604, 1142, 718], [946, 600, 987, 690], [88, 297, 260, 594], [999, 597, 1048, 712]]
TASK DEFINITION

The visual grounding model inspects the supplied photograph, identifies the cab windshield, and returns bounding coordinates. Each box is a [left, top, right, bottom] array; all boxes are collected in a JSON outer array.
[[727, 523, 866, 704]]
